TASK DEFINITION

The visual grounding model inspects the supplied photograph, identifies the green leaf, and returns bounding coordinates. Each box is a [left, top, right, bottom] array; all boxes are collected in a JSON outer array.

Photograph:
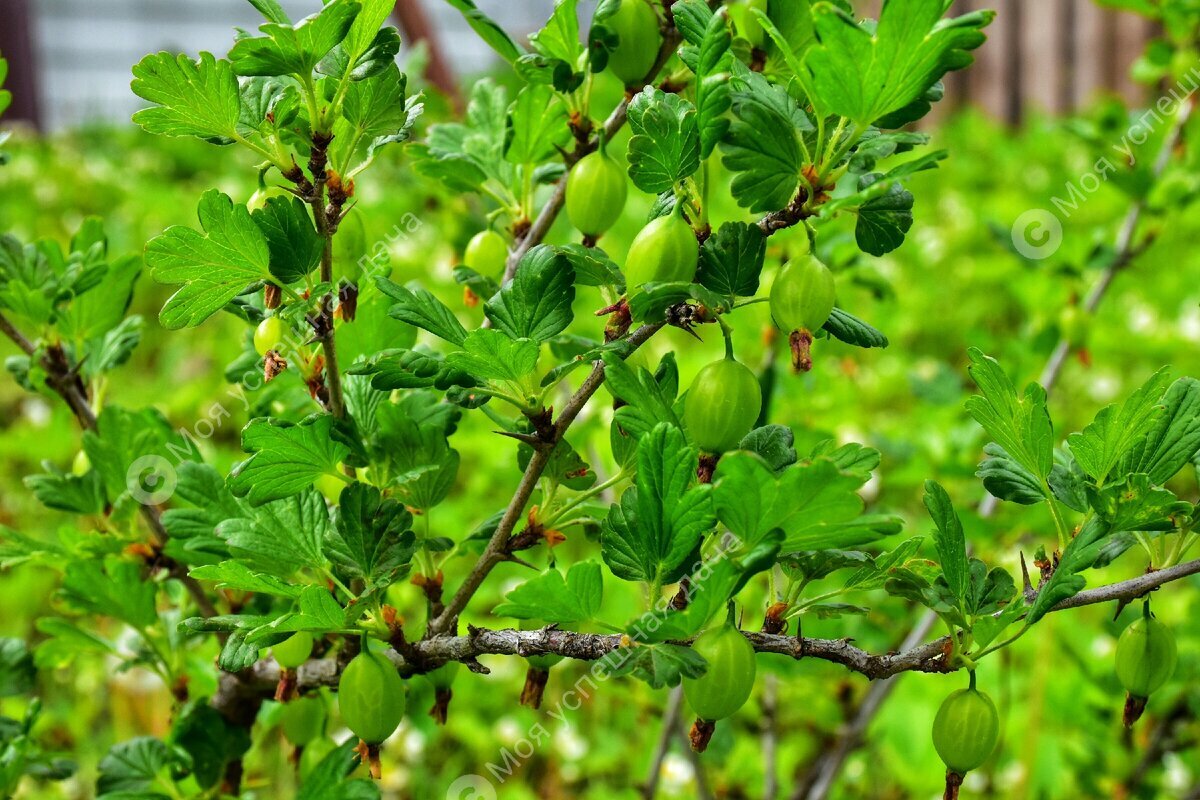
[[377, 277, 468, 346], [97, 737, 178, 796], [376, 397, 460, 510], [739, 425, 797, 472], [847, 130, 930, 174], [1048, 459, 1090, 513], [1088, 474, 1192, 532], [440, 0, 524, 64], [720, 61, 807, 212], [229, 416, 350, 505], [844, 537, 924, 592], [855, 177, 914, 256], [340, 65, 422, 162], [445, 329, 540, 384], [601, 351, 682, 440], [130, 52, 241, 143], [494, 561, 603, 623], [697, 221, 766, 297], [217, 489, 331, 578], [61, 558, 158, 630], [0, 638, 34, 697], [1118, 377, 1200, 485], [522, 0, 585, 90], [319, 0, 401, 81], [977, 443, 1045, 505], [965, 348, 1054, 483], [811, 440, 881, 479], [803, 2, 993, 126], [349, 348, 476, 391], [34, 618, 117, 671], [297, 739, 381, 800], [84, 314, 144, 379], [963, 560, 1016, 619], [188, 561, 304, 598], [265, 585, 348, 635], [1068, 367, 1172, 484], [82, 406, 188, 508], [327, 483, 415, 588], [820, 309, 888, 347], [251, 196, 324, 285], [505, 83, 571, 165], [24, 467, 105, 515], [531, 0, 583, 59], [485, 246, 576, 342], [923, 480, 968, 608], [229, 0, 361, 78], [0, 56, 10, 118], [626, 88, 701, 194], [599, 643, 706, 688], [412, 80, 508, 192], [146, 190, 271, 329], [712, 452, 896, 552], [517, 435, 595, 491], [1029, 479, 1191, 624], [556, 244, 623, 288], [170, 703, 252, 791], [1026, 516, 1106, 625], [781, 549, 871, 583], [218, 629, 264, 673], [248, 0, 291, 24], [160, 462, 244, 556], [601, 424, 715, 585], [694, 9, 733, 158]]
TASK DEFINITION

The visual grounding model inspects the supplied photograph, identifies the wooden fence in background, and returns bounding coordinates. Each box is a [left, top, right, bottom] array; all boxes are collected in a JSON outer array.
[[935, 0, 1159, 123]]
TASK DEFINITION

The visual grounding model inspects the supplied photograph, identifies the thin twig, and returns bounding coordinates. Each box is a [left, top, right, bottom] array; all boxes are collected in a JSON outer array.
[[427, 322, 664, 634], [1121, 696, 1191, 793], [678, 712, 714, 800], [643, 685, 685, 800], [762, 673, 779, 800]]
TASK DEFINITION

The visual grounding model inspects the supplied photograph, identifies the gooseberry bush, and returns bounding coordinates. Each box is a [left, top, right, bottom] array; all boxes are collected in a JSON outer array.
[[1, 1, 1199, 798]]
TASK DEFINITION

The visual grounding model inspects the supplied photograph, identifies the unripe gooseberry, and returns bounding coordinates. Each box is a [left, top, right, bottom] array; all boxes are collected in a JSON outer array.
[[254, 316, 286, 357], [1116, 614, 1177, 699], [932, 683, 1000, 776], [623, 208, 698, 290], [464, 230, 508, 274], [566, 149, 627, 238], [338, 648, 406, 745], [769, 255, 836, 372], [682, 359, 762, 454], [606, 0, 662, 85]]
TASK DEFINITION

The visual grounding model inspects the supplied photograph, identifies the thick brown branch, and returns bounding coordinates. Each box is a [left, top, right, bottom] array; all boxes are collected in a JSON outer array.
[[220, 555, 1200, 704]]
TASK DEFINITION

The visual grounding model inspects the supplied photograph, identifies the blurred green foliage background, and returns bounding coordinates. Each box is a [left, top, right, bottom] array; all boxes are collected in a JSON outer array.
[[2, 79, 1200, 799]]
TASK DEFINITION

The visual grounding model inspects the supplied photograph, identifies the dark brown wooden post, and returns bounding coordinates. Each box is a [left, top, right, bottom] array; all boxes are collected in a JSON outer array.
[[394, 0, 463, 111], [0, 0, 41, 129]]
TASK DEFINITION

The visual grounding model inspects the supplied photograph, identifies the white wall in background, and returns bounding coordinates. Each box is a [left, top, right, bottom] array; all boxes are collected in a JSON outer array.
[[31, 0, 558, 130]]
